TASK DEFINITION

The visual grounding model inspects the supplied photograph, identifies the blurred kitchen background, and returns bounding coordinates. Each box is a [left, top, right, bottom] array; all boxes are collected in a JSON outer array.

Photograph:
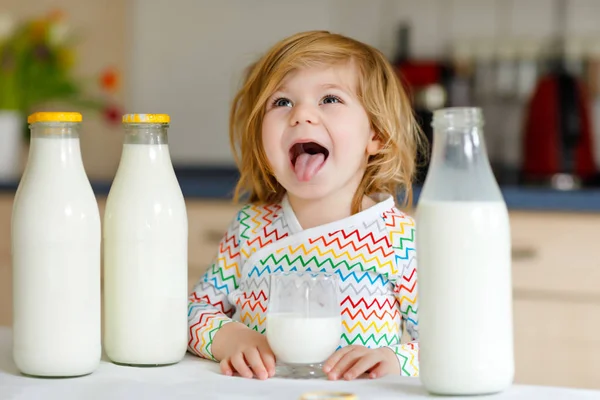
[[2, 0, 600, 391], [1, 0, 600, 190]]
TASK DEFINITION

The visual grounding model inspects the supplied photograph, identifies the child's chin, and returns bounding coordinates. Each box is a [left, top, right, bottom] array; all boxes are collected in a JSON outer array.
[[284, 181, 333, 200]]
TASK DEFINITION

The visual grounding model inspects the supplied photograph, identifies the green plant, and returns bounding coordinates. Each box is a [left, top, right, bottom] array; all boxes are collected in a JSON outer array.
[[0, 10, 121, 138]]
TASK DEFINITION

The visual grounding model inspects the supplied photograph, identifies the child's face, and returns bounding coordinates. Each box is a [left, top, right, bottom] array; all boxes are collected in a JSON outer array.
[[262, 62, 380, 203]]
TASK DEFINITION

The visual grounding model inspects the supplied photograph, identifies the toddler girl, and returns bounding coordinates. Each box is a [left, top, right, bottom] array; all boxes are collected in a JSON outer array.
[[188, 30, 422, 381]]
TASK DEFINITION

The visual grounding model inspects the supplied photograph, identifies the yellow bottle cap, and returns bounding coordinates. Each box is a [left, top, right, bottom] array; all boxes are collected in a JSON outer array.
[[27, 112, 82, 124], [122, 113, 170, 124], [299, 392, 358, 400]]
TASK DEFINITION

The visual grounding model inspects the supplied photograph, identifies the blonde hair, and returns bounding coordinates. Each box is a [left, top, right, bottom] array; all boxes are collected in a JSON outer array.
[[229, 30, 424, 213]]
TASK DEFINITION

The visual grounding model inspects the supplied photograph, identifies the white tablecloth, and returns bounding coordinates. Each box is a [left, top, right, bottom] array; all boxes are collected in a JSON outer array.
[[1, 327, 599, 399]]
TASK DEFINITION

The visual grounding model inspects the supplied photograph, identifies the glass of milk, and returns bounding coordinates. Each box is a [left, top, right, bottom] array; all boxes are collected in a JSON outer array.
[[416, 107, 514, 395], [266, 272, 341, 379]]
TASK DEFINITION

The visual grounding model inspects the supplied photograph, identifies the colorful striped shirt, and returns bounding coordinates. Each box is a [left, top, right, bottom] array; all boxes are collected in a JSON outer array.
[[187, 194, 419, 376]]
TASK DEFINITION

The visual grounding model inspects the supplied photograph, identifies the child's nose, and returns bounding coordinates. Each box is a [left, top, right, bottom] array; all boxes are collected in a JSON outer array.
[[289, 104, 319, 126]]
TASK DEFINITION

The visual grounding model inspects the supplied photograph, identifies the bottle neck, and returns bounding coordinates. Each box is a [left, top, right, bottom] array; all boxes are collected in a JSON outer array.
[[421, 107, 502, 202], [430, 124, 489, 170], [123, 124, 169, 145], [118, 124, 174, 173], [27, 123, 85, 171], [30, 122, 80, 139], [430, 107, 489, 170]]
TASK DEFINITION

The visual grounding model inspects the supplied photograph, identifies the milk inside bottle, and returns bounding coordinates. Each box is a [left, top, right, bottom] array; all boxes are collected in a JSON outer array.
[[103, 113, 188, 366], [11, 112, 101, 377], [415, 107, 514, 395]]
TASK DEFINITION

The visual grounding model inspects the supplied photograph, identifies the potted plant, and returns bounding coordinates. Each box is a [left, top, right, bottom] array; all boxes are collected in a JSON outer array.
[[0, 10, 120, 182]]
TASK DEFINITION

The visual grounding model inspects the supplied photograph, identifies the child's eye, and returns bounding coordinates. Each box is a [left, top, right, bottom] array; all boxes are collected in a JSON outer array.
[[272, 97, 293, 107], [321, 95, 342, 105]]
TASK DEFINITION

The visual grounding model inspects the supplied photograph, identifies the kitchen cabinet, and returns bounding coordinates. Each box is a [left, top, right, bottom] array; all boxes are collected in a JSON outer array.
[[509, 210, 600, 389], [1, 193, 599, 389]]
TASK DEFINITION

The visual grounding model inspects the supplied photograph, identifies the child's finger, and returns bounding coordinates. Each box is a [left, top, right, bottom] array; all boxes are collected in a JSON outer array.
[[259, 346, 276, 377], [322, 346, 355, 373], [326, 348, 361, 380], [244, 348, 269, 380], [219, 358, 234, 376], [231, 352, 254, 379], [367, 362, 388, 379], [343, 353, 380, 380]]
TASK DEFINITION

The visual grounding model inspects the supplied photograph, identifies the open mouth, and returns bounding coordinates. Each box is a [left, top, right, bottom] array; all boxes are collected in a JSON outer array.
[[288, 141, 330, 182], [289, 142, 330, 167]]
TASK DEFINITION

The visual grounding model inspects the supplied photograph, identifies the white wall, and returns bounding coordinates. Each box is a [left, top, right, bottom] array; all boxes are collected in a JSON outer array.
[[130, 0, 600, 166]]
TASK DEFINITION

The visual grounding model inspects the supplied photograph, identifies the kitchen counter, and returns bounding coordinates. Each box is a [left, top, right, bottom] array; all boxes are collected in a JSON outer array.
[[2, 167, 600, 212], [1, 327, 600, 400]]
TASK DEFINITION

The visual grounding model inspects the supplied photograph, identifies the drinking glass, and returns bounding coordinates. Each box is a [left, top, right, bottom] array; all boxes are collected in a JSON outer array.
[[266, 272, 341, 379]]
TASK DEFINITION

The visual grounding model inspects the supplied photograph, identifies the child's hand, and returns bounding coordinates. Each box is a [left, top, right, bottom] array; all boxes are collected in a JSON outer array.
[[322, 345, 400, 380], [211, 321, 276, 380]]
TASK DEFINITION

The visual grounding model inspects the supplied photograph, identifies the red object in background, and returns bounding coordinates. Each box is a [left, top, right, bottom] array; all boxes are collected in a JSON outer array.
[[104, 105, 122, 125], [397, 61, 442, 89], [522, 74, 597, 180], [100, 68, 119, 92]]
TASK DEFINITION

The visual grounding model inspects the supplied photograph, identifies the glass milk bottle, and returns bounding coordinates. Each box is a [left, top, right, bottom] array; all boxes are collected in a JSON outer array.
[[103, 114, 188, 366], [11, 112, 101, 377], [415, 107, 514, 395]]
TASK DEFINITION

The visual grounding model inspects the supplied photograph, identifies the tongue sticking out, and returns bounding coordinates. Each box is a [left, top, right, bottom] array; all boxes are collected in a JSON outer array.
[[294, 152, 326, 182], [291, 142, 329, 182]]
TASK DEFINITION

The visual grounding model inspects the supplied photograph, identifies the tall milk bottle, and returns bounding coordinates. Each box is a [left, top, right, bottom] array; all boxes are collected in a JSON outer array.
[[415, 107, 514, 395], [11, 112, 101, 377], [103, 114, 188, 366]]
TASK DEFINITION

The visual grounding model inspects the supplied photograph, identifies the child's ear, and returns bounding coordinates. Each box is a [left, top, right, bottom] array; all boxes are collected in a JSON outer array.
[[366, 129, 383, 155]]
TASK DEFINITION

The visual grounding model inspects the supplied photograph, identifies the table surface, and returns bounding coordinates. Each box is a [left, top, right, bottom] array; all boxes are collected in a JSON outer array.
[[1, 327, 600, 400]]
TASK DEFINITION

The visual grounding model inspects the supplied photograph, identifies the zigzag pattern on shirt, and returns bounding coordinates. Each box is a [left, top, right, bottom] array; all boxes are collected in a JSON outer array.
[[363, 216, 388, 232], [395, 255, 418, 326], [311, 229, 392, 256], [341, 295, 396, 310], [245, 231, 286, 256], [258, 250, 396, 276], [188, 293, 230, 316], [235, 291, 268, 314], [237, 205, 253, 240], [220, 230, 241, 260], [190, 283, 224, 299], [340, 332, 400, 347], [343, 319, 400, 335], [247, 264, 390, 290], [338, 280, 390, 296], [394, 342, 419, 376], [240, 311, 266, 333], [270, 213, 290, 231], [396, 267, 417, 296], [239, 276, 271, 293], [188, 310, 232, 360], [342, 307, 400, 322], [238, 204, 285, 239], [281, 241, 396, 274], [188, 202, 420, 376], [205, 262, 238, 294], [384, 210, 416, 261], [241, 210, 289, 259]]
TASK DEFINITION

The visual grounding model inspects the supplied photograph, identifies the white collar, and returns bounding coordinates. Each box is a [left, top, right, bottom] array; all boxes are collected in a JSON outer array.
[[280, 193, 395, 235]]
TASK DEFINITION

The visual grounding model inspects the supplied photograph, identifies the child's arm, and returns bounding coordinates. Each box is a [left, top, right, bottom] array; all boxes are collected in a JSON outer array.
[[388, 254, 419, 376], [187, 212, 242, 360], [385, 211, 419, 377]]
